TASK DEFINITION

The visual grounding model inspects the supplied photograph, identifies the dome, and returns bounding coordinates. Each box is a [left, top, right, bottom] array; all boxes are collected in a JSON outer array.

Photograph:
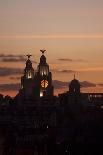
[[69, 79, 80, 87], [69, 77, 80, 94]]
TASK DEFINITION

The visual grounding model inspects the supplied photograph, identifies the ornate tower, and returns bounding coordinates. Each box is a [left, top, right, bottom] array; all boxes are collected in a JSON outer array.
[[21, 55, 35, 97], [24, 55, 34, 79], [35, 50, 54, 97]]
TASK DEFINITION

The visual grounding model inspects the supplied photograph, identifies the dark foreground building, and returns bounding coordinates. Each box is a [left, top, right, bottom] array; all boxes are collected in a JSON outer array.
[[0, 50, 103, 155]]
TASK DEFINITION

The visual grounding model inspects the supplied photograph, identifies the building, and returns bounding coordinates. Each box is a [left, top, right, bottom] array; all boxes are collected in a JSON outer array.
[[34, 50, 54, 98], [21, 54, 35, 97], [0, 50, 103, 154], [19, 50, 54, 99]]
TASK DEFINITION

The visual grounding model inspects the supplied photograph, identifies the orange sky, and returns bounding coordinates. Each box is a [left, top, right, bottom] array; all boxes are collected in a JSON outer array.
[[0, 0, 103, 96]]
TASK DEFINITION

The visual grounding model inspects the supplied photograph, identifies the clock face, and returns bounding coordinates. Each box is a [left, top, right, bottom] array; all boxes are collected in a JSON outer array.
[[41, 80, 48, 88]]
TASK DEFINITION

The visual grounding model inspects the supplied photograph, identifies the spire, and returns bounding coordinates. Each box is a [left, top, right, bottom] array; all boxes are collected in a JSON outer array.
[[74, 74, 75, 79]]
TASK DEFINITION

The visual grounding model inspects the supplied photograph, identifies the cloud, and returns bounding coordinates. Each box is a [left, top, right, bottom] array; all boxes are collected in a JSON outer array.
[[60, 70, 75, 73], [0, 54, 37, 63], [0, 54, 26, 62], [10, 77, 21, 80], [0, 83, 20, 91], [98, 84, 103, 87], [58, 58, 85, 62], [0, 54, 23, 58], [80, 81, 96, 87], [58, 58, 73, 62], [0, 67, 23, 76], [53, 80, 96, 89], [2, 57, 26, 62], [52, 69, 75, 73], [53, 80, 68, 89]]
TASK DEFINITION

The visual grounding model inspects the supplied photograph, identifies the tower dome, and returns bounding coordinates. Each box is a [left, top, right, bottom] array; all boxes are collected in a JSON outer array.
[[69, 75, 80, 94]]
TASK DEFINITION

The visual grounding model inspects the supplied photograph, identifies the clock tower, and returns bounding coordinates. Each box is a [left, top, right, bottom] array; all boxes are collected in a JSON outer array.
[[35, 50, 54, 97]]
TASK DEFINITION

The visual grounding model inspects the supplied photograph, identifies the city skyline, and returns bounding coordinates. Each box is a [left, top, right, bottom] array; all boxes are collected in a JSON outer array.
[[0, 0, 103, 96]]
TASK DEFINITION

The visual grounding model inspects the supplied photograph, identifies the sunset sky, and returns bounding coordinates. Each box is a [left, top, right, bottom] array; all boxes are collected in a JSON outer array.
[[0, 0, 103, 96]]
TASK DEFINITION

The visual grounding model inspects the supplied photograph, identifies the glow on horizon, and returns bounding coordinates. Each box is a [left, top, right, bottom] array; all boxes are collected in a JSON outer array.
[[2, 85, 103, 97]]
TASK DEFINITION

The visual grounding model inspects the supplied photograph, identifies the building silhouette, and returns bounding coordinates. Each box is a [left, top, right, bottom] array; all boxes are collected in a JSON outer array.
[[21, 54, 35, 97], [0, 50, 103, 154], [69, 75, 80, 94], [19, 50, 54, 99]]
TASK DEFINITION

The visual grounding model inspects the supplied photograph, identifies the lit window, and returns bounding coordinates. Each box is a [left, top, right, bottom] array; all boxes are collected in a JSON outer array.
[[40, 91, 43, 97], [40, 66, 48, 76], [27, 71, 32, 79]]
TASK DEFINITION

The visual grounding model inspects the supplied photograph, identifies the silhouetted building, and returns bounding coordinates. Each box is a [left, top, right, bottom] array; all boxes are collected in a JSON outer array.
[[35, 50, 54, 97], [0, 50, 103, 155], [19, 50, 54, 99], [69, 75, 80, 94], [21, 54, 35, 98]]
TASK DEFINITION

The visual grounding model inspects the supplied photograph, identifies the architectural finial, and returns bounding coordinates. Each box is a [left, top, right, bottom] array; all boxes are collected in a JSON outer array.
[[40, 49, 46, 55], [26, 54, 32, 59]]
